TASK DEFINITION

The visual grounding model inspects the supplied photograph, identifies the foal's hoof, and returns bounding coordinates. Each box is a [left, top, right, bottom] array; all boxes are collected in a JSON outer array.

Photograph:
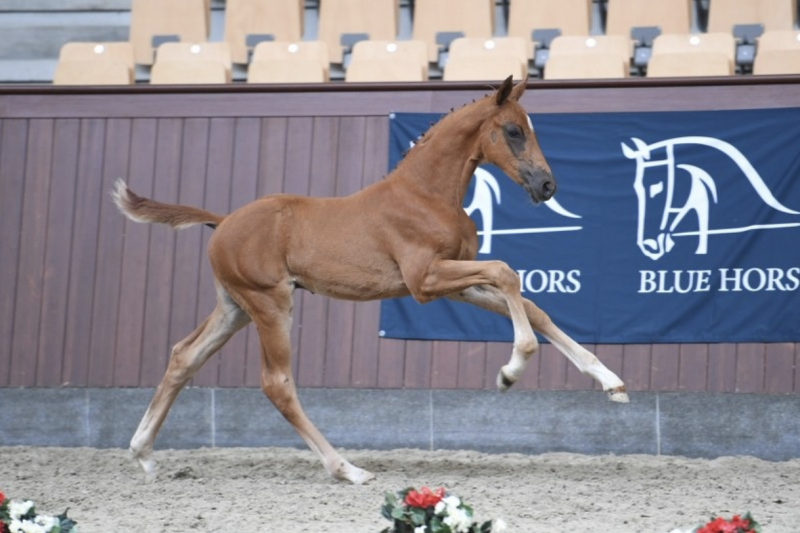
[[607, 386, 630, 403], [130, 447, 158, 483], [496, 367, 515, 392], [334, 462, 375, 485]]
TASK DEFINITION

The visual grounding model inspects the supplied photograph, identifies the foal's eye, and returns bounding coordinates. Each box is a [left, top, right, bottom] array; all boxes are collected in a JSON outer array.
[[504, 124, 524, 139]]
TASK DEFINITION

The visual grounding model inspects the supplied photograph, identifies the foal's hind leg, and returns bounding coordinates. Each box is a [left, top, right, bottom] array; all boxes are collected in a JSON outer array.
[[233, 285, 375, 485], [449, 286, 628, 402], [130, 283, 250, 480]]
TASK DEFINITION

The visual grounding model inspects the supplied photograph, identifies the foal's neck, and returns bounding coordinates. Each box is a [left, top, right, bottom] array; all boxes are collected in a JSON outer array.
[[392, 101, 489, 208]]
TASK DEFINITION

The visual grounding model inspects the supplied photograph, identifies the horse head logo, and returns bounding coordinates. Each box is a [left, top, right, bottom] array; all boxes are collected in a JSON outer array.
[[622, 136, 800, 260], [464, 168, 502, 253], [464, 167, 582, 254]]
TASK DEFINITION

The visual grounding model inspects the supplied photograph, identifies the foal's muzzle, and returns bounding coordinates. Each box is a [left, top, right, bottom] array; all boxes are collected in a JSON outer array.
[[522, 166, 557, 203]]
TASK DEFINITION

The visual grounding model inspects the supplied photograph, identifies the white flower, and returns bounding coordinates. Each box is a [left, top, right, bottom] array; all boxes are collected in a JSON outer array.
[[435, 495, 461, 515], [494, 518, 508, 532], [443, 507, 472, 533], [8, 500, 34, 520], [35, 515, 57, 532], [414, 526, 427, 533], [8, 518, 47, 533]]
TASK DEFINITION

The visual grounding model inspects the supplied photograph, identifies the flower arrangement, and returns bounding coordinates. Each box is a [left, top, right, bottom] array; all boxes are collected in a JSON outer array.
[[0, 491, 78, 533], [670, 512, 761, 533], [380, 486, 506, 533]]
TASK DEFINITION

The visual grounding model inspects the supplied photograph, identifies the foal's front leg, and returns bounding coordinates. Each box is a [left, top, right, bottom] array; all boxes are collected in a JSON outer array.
[[409, 259, 541, 386], [449, 285, 628, 402]]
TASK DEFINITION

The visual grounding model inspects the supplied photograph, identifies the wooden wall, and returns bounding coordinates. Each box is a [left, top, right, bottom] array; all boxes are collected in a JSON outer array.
[[1, 77, 799, 393]]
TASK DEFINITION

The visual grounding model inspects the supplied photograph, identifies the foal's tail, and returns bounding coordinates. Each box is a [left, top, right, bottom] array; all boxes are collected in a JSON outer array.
[[112, 179, 225, 230]]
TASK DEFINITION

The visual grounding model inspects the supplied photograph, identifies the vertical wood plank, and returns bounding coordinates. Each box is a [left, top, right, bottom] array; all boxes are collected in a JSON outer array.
[[36, 119, 80, 386], [735, 343, 765, 393], [456, 342, 486, 389], [87, 118, 131, 387], [138, 119, 183, 386], [114, 118, 157, 386], [0, 120, 28, 387], [764, 343, 795, 394], [622, 344, 651, 391], [351, 301, 381, 388], [678, 343, 708, 392], [537, 344, 567, 391], [707, 342, 737, 392], [63, 120, 105, 386], [430, 340, 459, 389], [403, 340, 432, 388], [377, 338, 406, 388], [10, 119, 53, 387], [650, 343, 680, 391]]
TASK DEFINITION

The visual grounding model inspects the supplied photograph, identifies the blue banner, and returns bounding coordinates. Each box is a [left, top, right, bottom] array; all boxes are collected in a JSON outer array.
[[379, 108, 800, 343]]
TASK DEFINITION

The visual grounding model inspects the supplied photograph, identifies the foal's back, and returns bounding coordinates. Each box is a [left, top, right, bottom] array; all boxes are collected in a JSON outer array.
[[206, 182, 422, 301]]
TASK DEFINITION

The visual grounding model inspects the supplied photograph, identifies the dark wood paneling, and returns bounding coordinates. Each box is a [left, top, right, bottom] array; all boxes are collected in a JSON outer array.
[[2, 82, 800, 393], [457, 342, 486, 389], [678, 344, 709, 392], [650, 344, 680, 391], [11, 119, 53, 387], [38, 119, 80, 387], [114, 118, 157, 387], [537, 344, 567, 391], [764, 343, 795, 394], [88, 118, 130, 387], [735, 343, 766, 393], [139, 119, 182, 387], [707, 342, 738, 393], [622, 344, 652, 392], [0, 120, 27, 387]]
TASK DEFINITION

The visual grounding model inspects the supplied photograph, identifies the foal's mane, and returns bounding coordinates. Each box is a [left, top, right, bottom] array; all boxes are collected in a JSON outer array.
[[392, 90, 498, 173]]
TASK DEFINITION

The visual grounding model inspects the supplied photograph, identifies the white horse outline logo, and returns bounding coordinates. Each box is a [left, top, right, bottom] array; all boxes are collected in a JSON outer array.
[[464, 167, 582, 254], [622, 136, 800, 260]]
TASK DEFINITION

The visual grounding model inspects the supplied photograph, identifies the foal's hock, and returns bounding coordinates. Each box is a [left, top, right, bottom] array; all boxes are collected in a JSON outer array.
[[114, 76, 628, 485]]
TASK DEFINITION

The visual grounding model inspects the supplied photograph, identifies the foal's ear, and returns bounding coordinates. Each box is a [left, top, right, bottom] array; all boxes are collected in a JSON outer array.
[[495, 76, 529, 105], [509, 76, 528, 101], [495, 76, 514, 105]]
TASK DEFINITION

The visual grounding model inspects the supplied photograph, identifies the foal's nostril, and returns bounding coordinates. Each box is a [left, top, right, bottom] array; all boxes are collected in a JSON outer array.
[[542, 180, 556, 199]]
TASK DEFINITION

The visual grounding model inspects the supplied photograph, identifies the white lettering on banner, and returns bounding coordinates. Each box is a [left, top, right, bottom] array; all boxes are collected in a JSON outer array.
[[638, 267, 800, 293], [517, 269, 581, 294]]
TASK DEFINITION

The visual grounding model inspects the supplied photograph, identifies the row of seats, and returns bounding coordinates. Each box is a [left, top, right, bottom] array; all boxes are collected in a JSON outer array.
[[125, 0, 797, 68], [53, 30, 800, 85], [543, 30, 800, 78]]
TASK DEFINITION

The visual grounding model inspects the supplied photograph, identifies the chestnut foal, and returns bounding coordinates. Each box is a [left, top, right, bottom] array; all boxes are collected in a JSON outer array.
[[114, 77, 628, 485]]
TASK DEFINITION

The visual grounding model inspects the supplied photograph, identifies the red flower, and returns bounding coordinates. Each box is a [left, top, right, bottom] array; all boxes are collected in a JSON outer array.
[[0, 490, 4, 504], [404, 486, 445, 509], [697, 515, 755, 533]]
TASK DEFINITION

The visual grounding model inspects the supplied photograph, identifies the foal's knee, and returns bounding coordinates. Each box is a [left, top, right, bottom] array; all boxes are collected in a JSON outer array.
[[261, 374, 299, 417]]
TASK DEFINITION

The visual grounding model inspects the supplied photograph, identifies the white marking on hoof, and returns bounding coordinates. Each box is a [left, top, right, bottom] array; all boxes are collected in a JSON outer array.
[[333, 462, 375, 485], [496, 366, 515, 392], [607, 388, 630, 403], [131, 447, 158, 482]]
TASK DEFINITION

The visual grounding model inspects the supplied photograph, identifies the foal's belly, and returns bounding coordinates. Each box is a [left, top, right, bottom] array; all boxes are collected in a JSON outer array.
[[290, 257, 411, 301]]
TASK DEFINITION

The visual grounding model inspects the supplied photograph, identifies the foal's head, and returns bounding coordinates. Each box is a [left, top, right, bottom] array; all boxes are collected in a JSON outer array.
[[479, 76, 556, 203]]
